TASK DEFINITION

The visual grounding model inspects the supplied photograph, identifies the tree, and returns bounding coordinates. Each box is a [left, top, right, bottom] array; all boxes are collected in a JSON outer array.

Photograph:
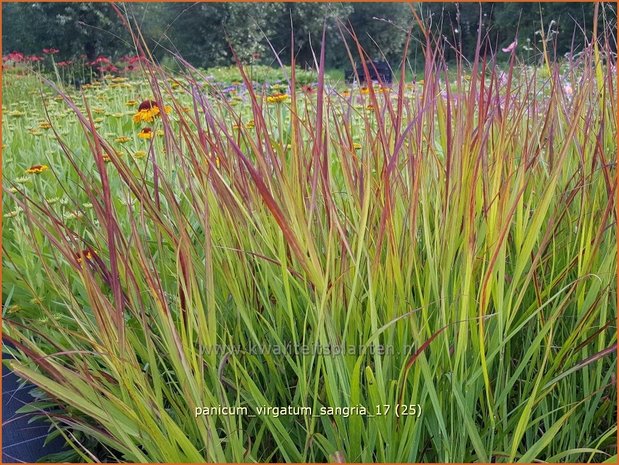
[[346, 3, 413, 65], [162, 3, 284, 67], [2, 3, 130, 61], [269, 3, 354, 68], [2, 2, 615, 69]]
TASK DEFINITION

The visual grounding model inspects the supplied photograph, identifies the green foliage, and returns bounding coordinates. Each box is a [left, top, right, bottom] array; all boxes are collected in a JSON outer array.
[[205, 65, 317, 86], [162, 3, 283, 66], [2, 18, 617, 461], [268, 3, 354, 68], [2, 3, 130, 60], [347, 3, 413, 63], [420, 2, 616, 62], [3, 3, 616, 69]]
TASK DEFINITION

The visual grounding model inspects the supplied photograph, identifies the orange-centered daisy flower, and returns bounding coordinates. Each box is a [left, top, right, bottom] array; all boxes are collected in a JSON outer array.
[[138, 127, 153, 140], [25, 164, 49, 174], [133, 99, 171, 123], [74, 248, 95, 265], [266, 93, 289, 104]]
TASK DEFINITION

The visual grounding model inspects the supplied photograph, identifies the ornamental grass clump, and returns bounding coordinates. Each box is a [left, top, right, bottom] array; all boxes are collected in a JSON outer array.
[[2, 7, 617, 463]]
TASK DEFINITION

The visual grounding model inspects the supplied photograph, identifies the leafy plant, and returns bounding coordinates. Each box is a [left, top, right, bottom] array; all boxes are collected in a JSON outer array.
[[2, 8, 616, 463]]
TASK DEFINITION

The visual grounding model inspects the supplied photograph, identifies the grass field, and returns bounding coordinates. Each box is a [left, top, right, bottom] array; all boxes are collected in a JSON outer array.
[[2, 25, 617, 463]]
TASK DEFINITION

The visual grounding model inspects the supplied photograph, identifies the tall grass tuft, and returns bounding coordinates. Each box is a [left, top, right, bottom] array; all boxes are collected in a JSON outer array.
[[3, 8, 617, 462]]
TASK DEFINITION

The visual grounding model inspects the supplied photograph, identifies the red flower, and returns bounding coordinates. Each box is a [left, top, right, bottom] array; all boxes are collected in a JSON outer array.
[[128, 55, 146, 65], [90, 55, 111, 66], [100, 64, 119, 73], [26, 55, 43, 63], [119, 54, 144, 64], [3, 51, 25, 63], [42, 48, 60, 55], [57, 60, 73, 67], [502, 40, 518, 54]]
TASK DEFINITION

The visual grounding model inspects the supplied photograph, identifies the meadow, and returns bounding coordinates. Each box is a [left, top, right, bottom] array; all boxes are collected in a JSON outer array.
[[2, 20, 618, 463]]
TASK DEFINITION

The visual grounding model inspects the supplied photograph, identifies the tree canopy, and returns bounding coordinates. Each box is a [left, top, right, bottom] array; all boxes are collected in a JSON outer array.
[[3, 2, 616, 69]]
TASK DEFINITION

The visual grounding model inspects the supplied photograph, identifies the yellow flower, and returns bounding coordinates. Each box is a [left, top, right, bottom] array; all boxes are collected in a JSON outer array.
[[133, 107, 158, 123], [132, 100, 171, 123], [156, 129, 165, 137], [352, 143, 362, 150], [138, 127, 153, 140], [126, 100, 138, 107], [133, 150, 147, 159], [75, 248, 95, 264], [39, 121, 52, 130], [266, 93, 289, 104], [360, 87, 371, 95], [204, 152, 221, 169], [102, 151, 122, 162], [115, 136, 131, 144], [341, 90, 351, 98], [25, 164, 49, 174], [245, 120, 255, 129]]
